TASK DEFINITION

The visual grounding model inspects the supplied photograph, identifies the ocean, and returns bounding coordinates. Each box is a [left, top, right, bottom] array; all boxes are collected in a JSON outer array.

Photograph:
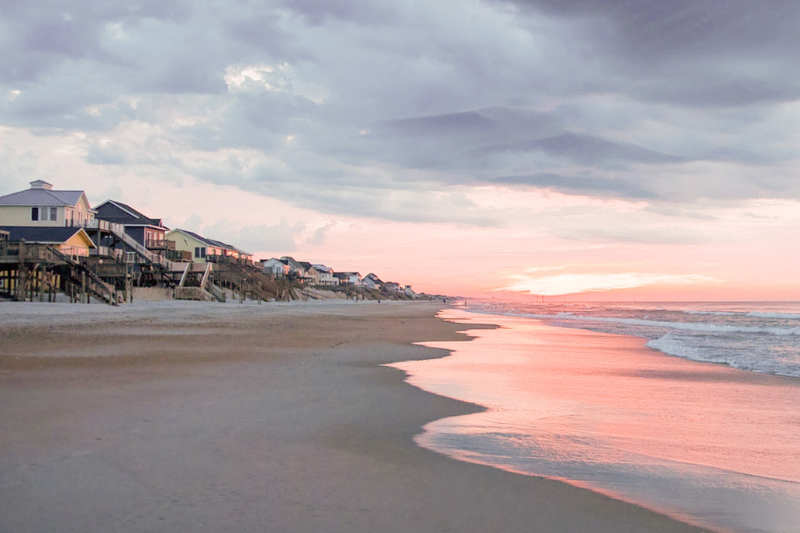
[[391, 301, 800, 533], [472, 300, 800, 379]]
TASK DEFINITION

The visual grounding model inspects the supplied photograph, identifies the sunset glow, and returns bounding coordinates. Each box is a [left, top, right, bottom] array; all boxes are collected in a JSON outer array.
[[500, 271, 719, 297], [2, 1, 800, 299]]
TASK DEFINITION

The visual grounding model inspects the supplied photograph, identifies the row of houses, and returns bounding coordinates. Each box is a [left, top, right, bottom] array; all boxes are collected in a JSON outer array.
[[258, 257, 409, 294], [0, 180, 416, 301]]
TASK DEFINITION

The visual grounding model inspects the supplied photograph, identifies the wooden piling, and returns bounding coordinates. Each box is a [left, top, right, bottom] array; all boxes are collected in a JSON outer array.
[[16, 240, 27, 302]]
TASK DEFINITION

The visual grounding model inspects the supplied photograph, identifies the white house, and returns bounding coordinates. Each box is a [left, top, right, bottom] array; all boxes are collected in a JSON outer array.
[[0, 180, 95, 227], [261, 258, 289, 277]]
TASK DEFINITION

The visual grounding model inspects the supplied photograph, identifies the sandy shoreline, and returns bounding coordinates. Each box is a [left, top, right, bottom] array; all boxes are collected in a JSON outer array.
[[0, 301, 709, 532]]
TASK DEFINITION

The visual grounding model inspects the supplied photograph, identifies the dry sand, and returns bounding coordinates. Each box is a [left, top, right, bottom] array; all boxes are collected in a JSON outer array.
[[0, 300, 710, 533]]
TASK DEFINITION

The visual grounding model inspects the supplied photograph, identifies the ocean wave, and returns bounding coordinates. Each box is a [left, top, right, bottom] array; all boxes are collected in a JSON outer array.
[[682, 310, 800, 319], [746, 311, 800, 319], [647, 334, 800, 378], [683, 310, 739, 316], [516, 313, 800, 337]]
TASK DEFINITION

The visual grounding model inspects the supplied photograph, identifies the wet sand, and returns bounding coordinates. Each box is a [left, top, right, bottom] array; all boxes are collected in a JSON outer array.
[[0, 301, 709, 533], [395, 310, 800, 533]]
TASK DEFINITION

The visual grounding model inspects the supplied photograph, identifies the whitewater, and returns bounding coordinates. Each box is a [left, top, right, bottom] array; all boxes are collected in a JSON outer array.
[[467, 301, 800, 378]]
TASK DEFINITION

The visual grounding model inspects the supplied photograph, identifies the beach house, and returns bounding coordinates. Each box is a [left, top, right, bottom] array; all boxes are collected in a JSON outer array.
[[362, 273, 383, 290], [260, 258, 289, 277], [166, 229, 252, 264], [0, 180, 95, 227], [334, 272, 362, 286], [0, 226, 96, 258], [279, 256, 306, 278], [312, 264, 337, 286], [94, 200, 171, 251], [167, 229, 226, 263], [298, 262, 320, 285], [383, 282, 401, 292], [221, 244, 253, 264]]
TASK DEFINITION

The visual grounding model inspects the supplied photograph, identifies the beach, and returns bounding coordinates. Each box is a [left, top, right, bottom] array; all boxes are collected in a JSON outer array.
[[0, 300, 708, 533]]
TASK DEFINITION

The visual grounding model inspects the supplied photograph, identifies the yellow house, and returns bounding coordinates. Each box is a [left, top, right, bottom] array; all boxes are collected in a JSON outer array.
[[0, 226, 96, 257], [167, 228, 253, 264], [166, 228, 226, 263], [0, 180, 95, 227]]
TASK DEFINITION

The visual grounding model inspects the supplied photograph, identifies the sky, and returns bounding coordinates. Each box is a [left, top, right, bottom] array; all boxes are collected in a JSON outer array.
[[2, 0, 800, 299]]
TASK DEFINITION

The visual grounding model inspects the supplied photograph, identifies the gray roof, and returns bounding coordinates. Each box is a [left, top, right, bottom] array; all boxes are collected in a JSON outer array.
[[173, 229, 216, 247], [171, 228, 251, 256], [0, 226, 95, 246], [0, 188, 86, 207], [95, 200, 166, 228]]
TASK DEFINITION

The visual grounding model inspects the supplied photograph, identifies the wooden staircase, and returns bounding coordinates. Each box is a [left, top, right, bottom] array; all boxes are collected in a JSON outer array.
[[48, 247, 119, 305]]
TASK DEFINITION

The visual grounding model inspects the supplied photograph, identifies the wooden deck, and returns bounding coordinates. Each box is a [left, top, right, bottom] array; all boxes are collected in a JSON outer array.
[[0, 242, 118, 304]]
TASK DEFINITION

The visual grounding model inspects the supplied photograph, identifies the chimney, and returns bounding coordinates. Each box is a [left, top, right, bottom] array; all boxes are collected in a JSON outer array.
[[30, 180, 53, 190]]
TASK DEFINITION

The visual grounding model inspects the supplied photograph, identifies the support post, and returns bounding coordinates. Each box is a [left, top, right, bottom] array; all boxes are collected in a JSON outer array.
[[37, 266, 43, 302], [16, 240, 27, 302]]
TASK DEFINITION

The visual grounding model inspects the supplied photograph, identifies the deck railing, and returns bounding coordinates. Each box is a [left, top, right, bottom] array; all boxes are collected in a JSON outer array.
[[146, 239, 176, 250], [0, 242, 64, 263], [207, 254, 254, 267], [0, 242, 19, 257]]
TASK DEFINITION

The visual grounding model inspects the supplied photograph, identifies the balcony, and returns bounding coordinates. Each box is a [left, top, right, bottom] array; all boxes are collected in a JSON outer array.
[[207, 254, 253, 267], [90, 245, 112, 257], [146, 239, 176, 251]]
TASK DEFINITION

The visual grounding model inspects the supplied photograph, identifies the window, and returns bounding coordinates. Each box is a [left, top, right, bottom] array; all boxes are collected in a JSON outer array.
[[194, 247, 206, 258], [31, 207, 39, 221], [49, 207, 58, 221]]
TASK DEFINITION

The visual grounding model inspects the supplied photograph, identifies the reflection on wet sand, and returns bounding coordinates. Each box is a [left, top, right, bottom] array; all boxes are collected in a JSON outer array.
[[394, 310, 800, 533]]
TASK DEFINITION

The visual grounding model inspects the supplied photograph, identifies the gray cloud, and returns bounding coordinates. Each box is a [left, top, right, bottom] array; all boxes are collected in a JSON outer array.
[[480, 133, 686, 167], [85, 142, 128, 165], [552, 224, 708, 245], [503, 1, 800, 63], [203, 219, 306, 255], [502, 0, 800, 108], [491, 173, 656, 199], [305, 221, 337, 246], [2, 0, 800, 227]]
